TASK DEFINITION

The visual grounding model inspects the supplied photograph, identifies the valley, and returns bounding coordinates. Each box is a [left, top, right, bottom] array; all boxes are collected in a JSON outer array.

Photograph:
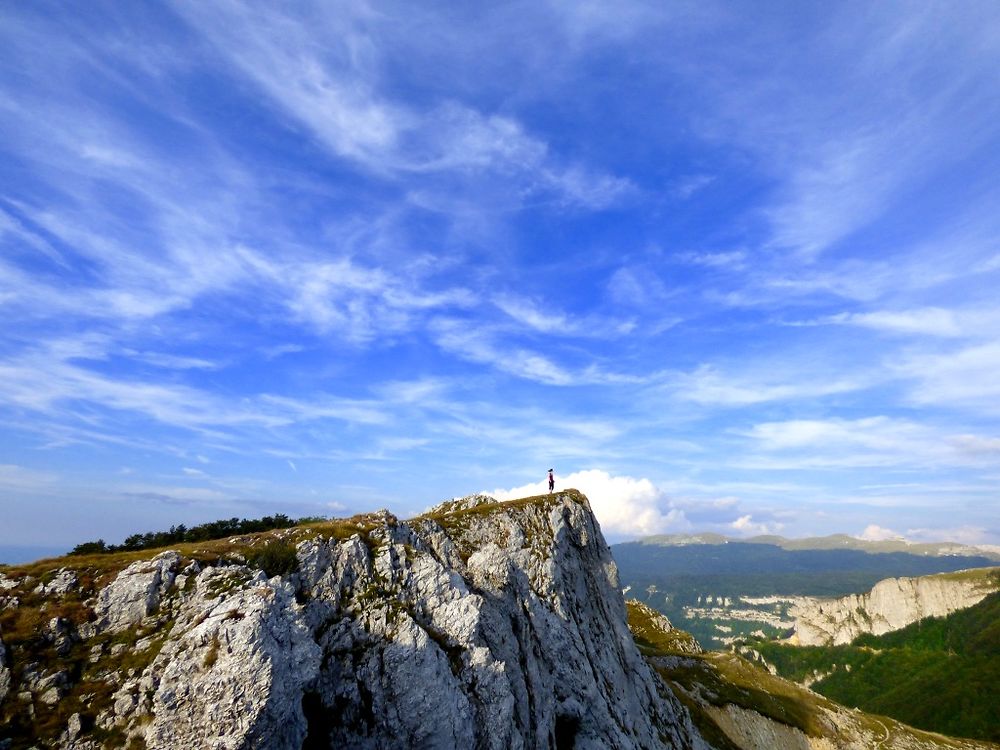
[[614, 535, 1000, 649], [616, 534, 1000, 744]]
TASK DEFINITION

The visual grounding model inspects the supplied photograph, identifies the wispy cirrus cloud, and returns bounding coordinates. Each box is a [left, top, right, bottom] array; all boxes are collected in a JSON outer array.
[[173, 1, 632, 210], [740, 416, 1000, 469], [2, 2, 1000, 549], [666, 365, 867, 407], [898, 341, 1000, 413], [800, 306, 1000, 340]]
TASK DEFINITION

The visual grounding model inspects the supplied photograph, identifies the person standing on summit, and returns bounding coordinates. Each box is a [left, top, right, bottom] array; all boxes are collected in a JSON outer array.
[[548, 469, 555, 494]]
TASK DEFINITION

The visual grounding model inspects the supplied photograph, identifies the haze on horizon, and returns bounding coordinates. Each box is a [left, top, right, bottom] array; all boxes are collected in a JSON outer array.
[[1, 2, 999, 560]]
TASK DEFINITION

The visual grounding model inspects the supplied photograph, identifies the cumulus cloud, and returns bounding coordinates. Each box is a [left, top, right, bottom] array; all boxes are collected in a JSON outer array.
[[492, 469, 689, 538], [729, 514, 778, 536], [857, 524, 904, 542]]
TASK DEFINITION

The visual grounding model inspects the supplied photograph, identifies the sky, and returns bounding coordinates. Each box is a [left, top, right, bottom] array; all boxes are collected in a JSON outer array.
[[2, 1, 999, 561]]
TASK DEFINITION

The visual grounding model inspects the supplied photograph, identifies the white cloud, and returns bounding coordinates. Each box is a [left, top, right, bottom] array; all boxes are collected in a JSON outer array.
[[730, 514, 778, 536], [671, 365, 864, 406], [431, 320, 576, 386], [175, 2, 630, 209], [126, 351, 222, 370], [831, 308, 962, 337], [492, 469, 689, 538], [765, 132, 901, 259], [494, 295, 576, 334], [709, 6, 1000, 260], [677, 250, 746, 270], [899, 341, 1000, 412], [741, 416, 1000, 469], [857, 524, 904, 542], [824, 307, 1000, 339]]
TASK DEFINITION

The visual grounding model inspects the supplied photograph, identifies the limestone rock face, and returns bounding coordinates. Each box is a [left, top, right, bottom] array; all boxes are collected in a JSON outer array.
[[0, 491, 703, 749], [95, 551, 180, 633], [146, 570, 321, 750], [792, 570, 999, 646], [291, 493, 700, 749], [0, 633, 9, 705]]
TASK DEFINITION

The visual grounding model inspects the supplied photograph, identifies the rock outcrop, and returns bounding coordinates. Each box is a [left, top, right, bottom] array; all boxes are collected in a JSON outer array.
[[0, 490, 704, 749], [94, 550, 180, 633], [791, 569, 999, 646], [0, 632, 9, 705]]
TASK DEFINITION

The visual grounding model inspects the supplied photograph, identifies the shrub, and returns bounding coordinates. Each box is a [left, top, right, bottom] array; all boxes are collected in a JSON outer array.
[[246, 542, 299, 578]]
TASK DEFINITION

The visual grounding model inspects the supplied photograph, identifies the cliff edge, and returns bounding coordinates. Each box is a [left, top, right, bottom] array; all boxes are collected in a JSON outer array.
[[790, 568, 1000, 646], [0, 490, 702, 749]]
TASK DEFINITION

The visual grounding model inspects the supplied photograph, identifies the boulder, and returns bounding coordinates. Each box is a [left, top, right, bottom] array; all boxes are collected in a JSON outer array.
[[95, 551, 180, 633]]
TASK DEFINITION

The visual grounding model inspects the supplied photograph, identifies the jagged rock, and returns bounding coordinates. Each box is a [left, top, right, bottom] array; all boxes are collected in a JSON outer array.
[[59, 713, 82, 745], [33, 569, 78, 596], [296, 493, 700, 749], [0, 632, 10, 704], [0, 573, 19, 591], [35, 670, 70, 704], [792, 570, 1000, 645], [4, 491, 707, 750], [46, 616, 76, 656], [144, 570, 321, 750], [95, 551, 180, 633]]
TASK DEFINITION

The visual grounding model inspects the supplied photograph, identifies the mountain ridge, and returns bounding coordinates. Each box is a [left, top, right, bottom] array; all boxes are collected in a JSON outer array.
[[635, 533, 1000, 561], [0, 491, 702, 750]]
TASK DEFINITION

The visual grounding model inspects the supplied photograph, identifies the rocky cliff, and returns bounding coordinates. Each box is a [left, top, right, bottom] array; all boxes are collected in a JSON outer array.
[[790, 568, 1000, 646], [0, 490, 704, 749]]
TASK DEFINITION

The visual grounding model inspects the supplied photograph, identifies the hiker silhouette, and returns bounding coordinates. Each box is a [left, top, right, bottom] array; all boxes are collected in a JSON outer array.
[[548, 469, 554, 493]]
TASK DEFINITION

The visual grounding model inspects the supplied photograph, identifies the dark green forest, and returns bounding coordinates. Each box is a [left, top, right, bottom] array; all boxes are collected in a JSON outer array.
[[753, 591, 1000, 742]]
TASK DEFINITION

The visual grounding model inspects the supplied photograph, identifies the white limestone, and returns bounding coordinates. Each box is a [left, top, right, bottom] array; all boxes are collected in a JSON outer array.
[[792, 570, 999, 646], [94, 551, 180, 633]]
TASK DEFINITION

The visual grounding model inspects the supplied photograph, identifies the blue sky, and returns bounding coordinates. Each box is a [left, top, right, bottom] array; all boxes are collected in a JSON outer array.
[[2, 1, 999, 559]]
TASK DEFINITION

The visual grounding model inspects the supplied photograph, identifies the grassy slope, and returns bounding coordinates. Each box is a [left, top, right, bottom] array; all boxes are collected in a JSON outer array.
[[754, 587, 1000, 743]]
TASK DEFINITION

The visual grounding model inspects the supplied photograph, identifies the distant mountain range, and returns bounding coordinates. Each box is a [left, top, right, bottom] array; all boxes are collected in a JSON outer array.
[[634, 532, 1000, 561], [613, 533, 1000, 649]]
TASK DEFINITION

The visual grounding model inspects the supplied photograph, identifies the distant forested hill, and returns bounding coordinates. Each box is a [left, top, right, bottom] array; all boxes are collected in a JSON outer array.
[[753, 591, 1000, 743], [612, 539, 998, 648], [613, 541, 998, 597]]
